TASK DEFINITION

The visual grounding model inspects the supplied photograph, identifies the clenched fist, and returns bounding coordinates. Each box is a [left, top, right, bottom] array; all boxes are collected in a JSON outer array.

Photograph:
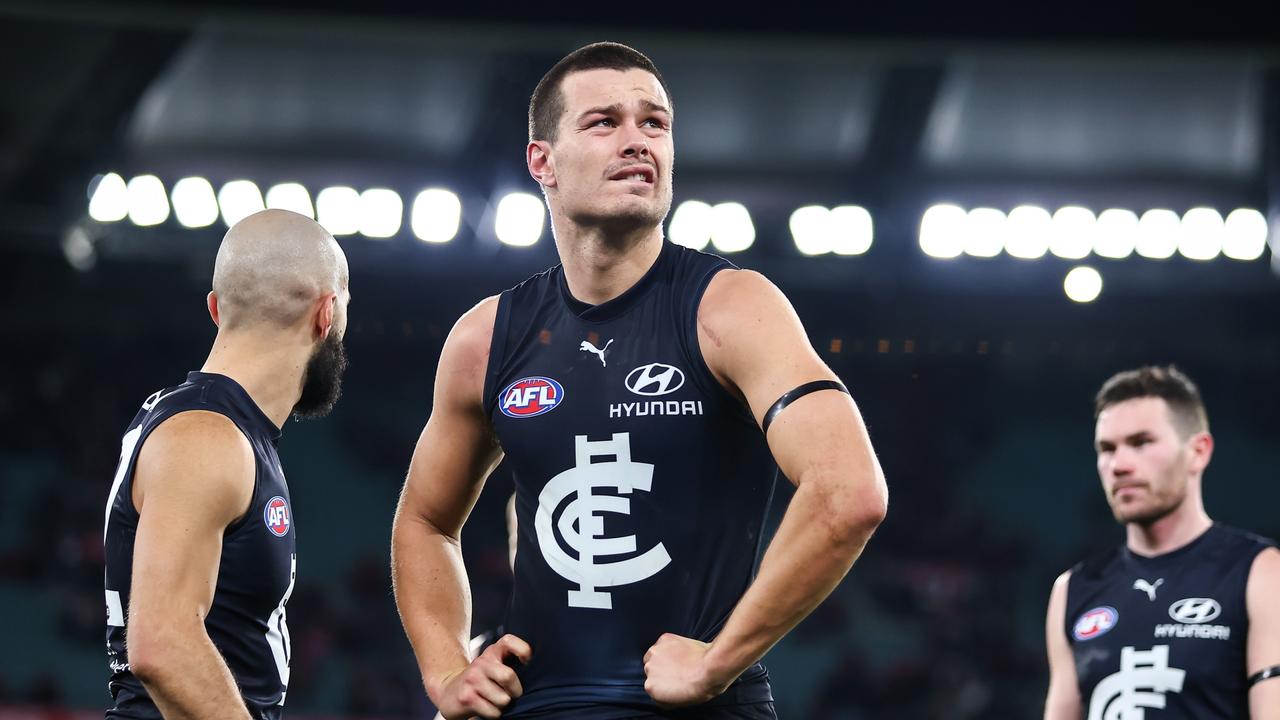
[[433, 634, 532, 719], [642, 633, 732, 708]]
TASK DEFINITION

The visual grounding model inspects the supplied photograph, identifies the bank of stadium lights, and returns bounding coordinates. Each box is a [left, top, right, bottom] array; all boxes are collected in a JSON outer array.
[[358, 188, 403, 239], [1005, 205, 1051, 259], [1223, 209, 1268, 260], [316, 186, 360, 236], [668, 201, 755, 253], [411, 189, 462, 243], [790, 205, 873, 256], [125, 175, 170, 227], [1064, 266, 1103, 303], [171, 177, 219, 228], [920, 203, 1269, 263], [218, 180, 265, 227], [88, 173, 128, 222], [495, 192, 544, 247], [265, 183, 315, 219]]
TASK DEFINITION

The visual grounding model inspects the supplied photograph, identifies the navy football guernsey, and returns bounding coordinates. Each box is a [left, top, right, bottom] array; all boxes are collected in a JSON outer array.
[[483, 240, 777, 718], [103, 372, 297, 719], [1065, 523, 1275, 719]]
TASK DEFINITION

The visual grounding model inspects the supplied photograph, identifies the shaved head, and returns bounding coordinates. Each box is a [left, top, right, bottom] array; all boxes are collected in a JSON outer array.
[[212, 209, 349, 331]]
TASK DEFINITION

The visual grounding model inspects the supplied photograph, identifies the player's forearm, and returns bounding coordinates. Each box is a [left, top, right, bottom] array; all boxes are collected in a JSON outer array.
[[1252, 680, 1280, 720], [391, 510, 474, 699], [704, 474, 885, 683], [129, 621, 252, 720]]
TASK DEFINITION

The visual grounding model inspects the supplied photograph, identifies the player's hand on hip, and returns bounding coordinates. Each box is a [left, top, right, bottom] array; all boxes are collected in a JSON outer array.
[[434, 634, 531, 720], [642, 633, 730, 708]]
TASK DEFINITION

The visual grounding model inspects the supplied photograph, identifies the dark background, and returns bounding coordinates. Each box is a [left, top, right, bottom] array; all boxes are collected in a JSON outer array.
[[1, 2, 1278, 718]]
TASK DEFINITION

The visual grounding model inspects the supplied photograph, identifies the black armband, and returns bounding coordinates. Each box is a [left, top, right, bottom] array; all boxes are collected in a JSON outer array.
[[1250, 665, 1280, 686], [761, 380, 849, 435]]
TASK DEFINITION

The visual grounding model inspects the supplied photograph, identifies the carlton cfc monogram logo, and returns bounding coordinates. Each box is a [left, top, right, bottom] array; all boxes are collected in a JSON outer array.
[[535, 433, 671, 609], [264, 496, 291, 538], [500, 377, 564, 419]]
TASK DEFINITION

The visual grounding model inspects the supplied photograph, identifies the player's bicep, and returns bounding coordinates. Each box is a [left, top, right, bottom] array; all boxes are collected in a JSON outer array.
[[399, 297, 503, 538], [699, 270, 881, 500], [128, 414, 255, 636], [1247, 548, 1280, 719], [1044, 571, 1082, 719]]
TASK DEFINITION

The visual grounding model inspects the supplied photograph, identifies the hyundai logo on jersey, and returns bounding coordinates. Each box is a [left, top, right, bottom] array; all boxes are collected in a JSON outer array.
[[1074, 606, 1119, 641], [500, 377, 565, 418], [264, 496, 291, 538], [624, 363, 685, 396]]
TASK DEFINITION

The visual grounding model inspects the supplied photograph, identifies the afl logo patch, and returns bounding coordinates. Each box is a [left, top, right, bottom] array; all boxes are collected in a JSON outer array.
[[263, 496, 291, 538], [499, 377, 564, 419], [1073, 606, 1118, 641]]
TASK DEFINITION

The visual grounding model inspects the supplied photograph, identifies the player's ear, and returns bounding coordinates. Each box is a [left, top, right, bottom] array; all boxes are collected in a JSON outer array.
[[208, 291, 221, 327], [314, 292, 337, 342], [528, 141, 556, 189], [1188, 431, 1214, 473]]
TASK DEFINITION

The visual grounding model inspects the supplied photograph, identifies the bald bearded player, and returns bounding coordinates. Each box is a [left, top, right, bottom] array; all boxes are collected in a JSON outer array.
[[102, 209, 352, 719]]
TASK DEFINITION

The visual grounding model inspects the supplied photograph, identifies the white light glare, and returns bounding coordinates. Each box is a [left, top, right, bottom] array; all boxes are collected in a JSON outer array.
[[359, 188, 403, 239], [710, 202, 755, 253], [1050, 206, 1095, 259], [316, 186, 360, 236], [964, 207, 1006, 258], [170, 177, 219, 228], [1222, 208, 1268, 261], [669, 200, 713, 251], [266, 183, 315, 218], [919, 204, 966, 259], [1005, 205, 1051, 259], [412, 189, 462, 243], [830, 205, 873, 256], [126, 175, 170, 227], [88, 173, 128, 222], [1063, 266, 1102, 303], [218, 180, 265, 227], [495, 192, 544, 247], [1179, 207, 1224, 261], [1136, 209, 1179, 259], [1094, 209, 1138, 259]]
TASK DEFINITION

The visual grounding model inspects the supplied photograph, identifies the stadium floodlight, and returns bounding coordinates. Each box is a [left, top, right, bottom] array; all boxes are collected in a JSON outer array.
[[669, 200, 714, 251], [316, 186, 360, 236], [495, 192, 544, 247], [411, 189, 462, 243], [791, 206, 831, 256], [830, 205, 873, 256], [266, 183, 315, 219], [88, 173, 128, 222], [1135, 209, 1179, 259], [1179, 207, 1223, 261], [965, 207, 1006, 258], [710, 202, 755, 253], [1049, 206, 1095, 260], [358, 188, 403, 239], [126, 175, 170, 227], [1063, 266, 1102, 303], [1222, 208, 1266, 261], [218, 180, 266, 228], [171, 177, 219, 228], [1094, 209, 1138, 259], [1005, 205, 1051, 259], [62, 226, 95, 272], [919, 204, 966, 259]]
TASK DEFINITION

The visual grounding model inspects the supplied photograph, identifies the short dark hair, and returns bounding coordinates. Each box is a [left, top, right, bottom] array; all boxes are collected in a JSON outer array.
[[1094, 365, 1209, 437], [528, 42, 670, 143]]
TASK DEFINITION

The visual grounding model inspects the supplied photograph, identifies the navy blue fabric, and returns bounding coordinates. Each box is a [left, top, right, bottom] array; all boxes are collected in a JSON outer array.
[[104, 372, 296, 719]]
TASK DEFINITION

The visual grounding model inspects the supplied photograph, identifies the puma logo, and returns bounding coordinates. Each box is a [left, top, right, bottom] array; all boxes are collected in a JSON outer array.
[[1133, 578, 1164, 602], [579, 339, 614, 367]]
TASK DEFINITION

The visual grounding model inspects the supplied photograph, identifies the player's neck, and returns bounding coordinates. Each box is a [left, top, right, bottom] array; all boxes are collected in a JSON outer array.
[[554, 224, 663, 306], [200, 329, 310, 428], [1126, 493, 1212, 557]]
